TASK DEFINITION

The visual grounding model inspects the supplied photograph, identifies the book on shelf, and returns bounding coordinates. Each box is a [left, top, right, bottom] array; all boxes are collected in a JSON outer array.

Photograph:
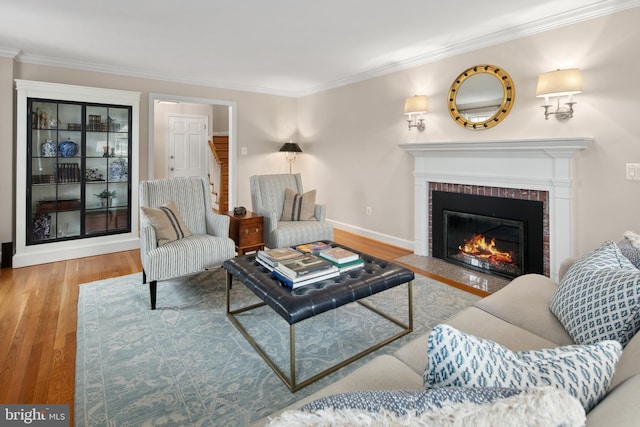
[[272, 268, 340, 289], [257, 247, 302, 267], [317, 247, 360, 264], [295, 241, 332, 254], [276, 254, 334, 278]]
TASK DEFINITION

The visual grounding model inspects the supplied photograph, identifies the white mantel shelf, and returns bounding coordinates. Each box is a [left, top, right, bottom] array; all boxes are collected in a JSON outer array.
[[398, 137, 591, 155], [399, 137, 593, 280]]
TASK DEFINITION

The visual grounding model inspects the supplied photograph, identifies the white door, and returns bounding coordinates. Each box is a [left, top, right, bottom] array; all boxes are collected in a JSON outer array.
[[168, 114, 208, 178]]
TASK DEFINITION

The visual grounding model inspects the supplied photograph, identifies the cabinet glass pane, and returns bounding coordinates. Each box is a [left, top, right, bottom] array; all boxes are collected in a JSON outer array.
[[32, 101, 58, 130], [86, 131, 110, 157], [86, 182, 112, 210], [85, 157, 107, 182], [58, 104, 82, 131], [54, 211, 81, 238], [108, 182, 129, 207]]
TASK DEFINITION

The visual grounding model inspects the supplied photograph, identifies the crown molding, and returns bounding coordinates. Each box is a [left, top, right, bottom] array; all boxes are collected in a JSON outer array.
[[297, 0, 640, 97], [0, 47, 22, 59], [10, 0, 640, 98], [15, 53, 300, 98]]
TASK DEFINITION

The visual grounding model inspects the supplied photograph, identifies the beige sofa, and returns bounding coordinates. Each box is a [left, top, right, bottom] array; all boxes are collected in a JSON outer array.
[[250, 258, 640, 426]]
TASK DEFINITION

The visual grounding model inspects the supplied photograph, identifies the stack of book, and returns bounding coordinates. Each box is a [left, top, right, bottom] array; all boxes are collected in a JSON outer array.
[[317, 246, 365, 272], [256, 242, 365, 289], [272, 254, 339, 289], [256, 247, 302, 270]]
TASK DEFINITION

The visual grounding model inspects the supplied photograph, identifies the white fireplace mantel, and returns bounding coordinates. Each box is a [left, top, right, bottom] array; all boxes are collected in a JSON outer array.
[[399, 137, 592, 280]]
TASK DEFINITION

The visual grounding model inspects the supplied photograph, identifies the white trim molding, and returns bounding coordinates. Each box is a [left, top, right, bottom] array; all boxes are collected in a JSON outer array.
[[399, 137, 591, 280]]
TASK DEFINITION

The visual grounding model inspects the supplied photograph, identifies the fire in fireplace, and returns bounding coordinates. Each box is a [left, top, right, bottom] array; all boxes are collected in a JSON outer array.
[[432, 191, 544, 279], [444, 211, 524, 278]]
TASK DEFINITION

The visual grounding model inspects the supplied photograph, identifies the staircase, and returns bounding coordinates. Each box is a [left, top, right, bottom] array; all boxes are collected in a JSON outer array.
[[208, 136, 229, 213]]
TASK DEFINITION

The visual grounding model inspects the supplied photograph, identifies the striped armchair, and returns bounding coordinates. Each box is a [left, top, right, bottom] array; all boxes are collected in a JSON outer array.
[[250, 173, 334, 249], [140, 177, 235, 309]]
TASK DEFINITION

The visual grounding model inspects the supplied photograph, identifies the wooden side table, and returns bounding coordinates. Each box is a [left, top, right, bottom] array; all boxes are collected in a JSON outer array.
[[225, 211, 265, 255]]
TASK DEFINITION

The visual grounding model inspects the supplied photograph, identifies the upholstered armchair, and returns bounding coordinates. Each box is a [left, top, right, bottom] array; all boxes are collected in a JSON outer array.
[[249, 173, 334, 249], [140, 177, 236, 309]]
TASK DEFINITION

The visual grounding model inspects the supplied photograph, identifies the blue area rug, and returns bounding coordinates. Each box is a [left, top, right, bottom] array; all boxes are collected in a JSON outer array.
[[75, 267, 480, 426]]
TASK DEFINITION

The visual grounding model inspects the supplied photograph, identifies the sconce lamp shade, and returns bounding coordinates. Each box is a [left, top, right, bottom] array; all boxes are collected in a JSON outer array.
[[535, 68, 583, 97], [279, 142, 302, 153], [404, 95, 428, 115]]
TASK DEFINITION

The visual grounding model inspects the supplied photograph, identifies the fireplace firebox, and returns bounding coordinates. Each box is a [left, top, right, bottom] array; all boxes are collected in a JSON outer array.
[[432, 191, 544, 279]]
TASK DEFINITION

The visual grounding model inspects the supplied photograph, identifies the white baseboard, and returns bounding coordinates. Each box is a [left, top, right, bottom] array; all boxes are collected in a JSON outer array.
[[12, 237, 140, 268], [327, 219, 414, 251]]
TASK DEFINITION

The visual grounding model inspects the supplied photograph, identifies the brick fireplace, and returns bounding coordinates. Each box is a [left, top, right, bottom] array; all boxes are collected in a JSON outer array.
[[399, 138, 591, 280]]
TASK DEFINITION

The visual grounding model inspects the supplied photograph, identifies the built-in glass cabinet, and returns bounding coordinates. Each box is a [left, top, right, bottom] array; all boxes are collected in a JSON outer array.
[[28, 100, 132, 243], [15, 80, 140, 267]]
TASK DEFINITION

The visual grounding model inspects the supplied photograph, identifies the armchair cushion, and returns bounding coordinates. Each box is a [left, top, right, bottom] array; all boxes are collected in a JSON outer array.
[[141, 200, 192, 246], [281, 188, 316, 221]]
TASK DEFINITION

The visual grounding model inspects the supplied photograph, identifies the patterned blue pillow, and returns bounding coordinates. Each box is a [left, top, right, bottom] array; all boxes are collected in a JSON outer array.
[[301, 387, 521, 416], [424, 324, 621, 411], [550, 240, 640, 347], [618, 238, 640, 269]]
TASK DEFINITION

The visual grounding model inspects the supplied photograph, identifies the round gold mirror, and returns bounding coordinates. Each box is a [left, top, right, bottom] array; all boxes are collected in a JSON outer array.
[[448, 64, 515, 130]]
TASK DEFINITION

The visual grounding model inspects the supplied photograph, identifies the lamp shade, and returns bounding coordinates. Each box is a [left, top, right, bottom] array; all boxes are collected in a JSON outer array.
[[404, 95, 428, 115], [535, 68, 583, 97], [279, 142, 302, 153]]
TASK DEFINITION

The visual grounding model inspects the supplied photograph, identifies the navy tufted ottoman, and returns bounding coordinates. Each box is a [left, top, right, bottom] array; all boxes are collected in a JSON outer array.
[[223, 241, 415, 391]]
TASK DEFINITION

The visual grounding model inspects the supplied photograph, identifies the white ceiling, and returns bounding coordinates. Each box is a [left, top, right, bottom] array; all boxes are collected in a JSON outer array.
[[1, 0, 638, 97]]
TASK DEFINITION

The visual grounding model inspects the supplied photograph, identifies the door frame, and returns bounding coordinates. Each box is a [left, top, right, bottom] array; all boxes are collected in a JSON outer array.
[[148, 93, 237, 209]]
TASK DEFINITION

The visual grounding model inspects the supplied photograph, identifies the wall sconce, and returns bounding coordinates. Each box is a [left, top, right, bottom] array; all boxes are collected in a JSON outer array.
[[535, 68, 583, 120], [279, 141, 302, 174], [404, 95, 428, 131]]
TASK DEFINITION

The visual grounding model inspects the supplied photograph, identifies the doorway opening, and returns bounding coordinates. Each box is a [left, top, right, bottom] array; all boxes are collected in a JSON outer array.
[[148, 93, 237, 210]]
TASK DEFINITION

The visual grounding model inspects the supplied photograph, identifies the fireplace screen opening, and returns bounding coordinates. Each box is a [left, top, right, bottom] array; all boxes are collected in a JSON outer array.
[[444, 210, 525, 278]]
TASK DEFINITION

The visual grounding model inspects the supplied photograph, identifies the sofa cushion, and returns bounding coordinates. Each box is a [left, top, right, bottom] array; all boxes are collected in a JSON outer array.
[[474, 274, 574, 346], [550, 240, 640, 347], [586, 374, 640, 427], [394, 307, 561, 377], [280, 188, 316, 221], [424, 324, 621, 411], [141, 200, 192, 246], [266, 386, 585, 427]]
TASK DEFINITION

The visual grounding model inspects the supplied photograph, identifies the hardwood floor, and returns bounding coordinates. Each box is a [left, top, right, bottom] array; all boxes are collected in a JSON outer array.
[[0, 250, 143, 424], [0, 229, 472, 424]]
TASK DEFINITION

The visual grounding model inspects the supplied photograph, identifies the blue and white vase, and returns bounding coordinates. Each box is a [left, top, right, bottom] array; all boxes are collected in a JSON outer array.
[[33, 214, 51, 240], [58, 138, 78, 157], [41, 139, 57, 157], [109, 158, 128, 181]]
